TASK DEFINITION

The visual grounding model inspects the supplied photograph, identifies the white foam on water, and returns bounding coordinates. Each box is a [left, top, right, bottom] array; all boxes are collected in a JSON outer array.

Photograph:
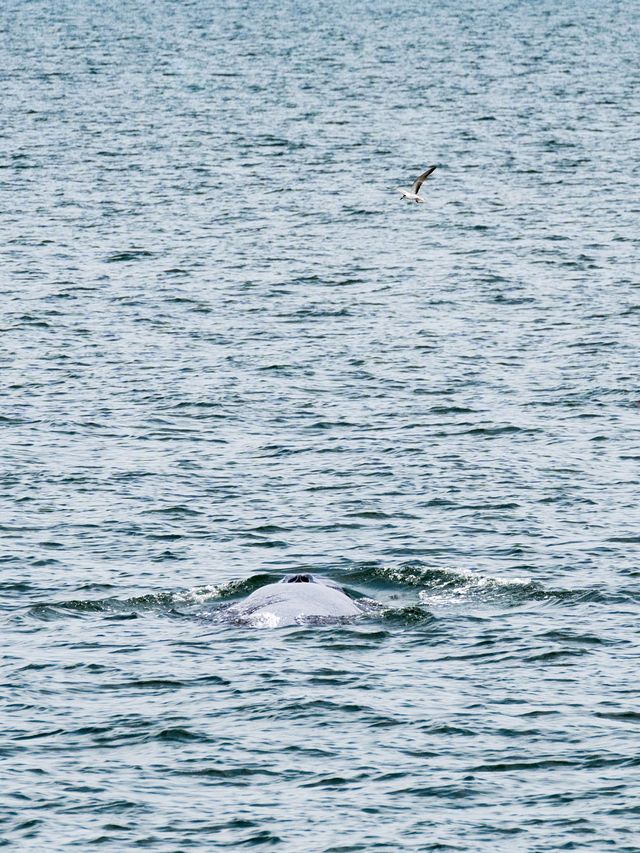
[[173, 585, 222, 604]]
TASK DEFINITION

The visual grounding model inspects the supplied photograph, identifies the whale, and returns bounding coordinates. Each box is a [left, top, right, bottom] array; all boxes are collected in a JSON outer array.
[[227, 573, 363, 628]]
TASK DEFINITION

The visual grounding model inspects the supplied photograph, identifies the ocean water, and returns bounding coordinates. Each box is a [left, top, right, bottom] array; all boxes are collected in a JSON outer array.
[[2, 0, 640, 849]]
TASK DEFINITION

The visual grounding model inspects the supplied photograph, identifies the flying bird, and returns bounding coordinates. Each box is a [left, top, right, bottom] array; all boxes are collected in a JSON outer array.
[[397, 165, 437, 202]]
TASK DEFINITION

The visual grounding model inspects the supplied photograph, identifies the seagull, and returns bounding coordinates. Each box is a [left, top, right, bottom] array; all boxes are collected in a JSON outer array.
[[397, 165, 437, 202]]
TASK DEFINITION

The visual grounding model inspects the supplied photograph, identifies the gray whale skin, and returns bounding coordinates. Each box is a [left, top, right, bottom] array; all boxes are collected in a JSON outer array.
[[227, 573, 362, 628]]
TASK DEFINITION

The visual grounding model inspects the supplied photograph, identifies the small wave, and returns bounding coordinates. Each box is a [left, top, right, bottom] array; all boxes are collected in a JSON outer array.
[[105, 249, 154, 262], [349, 561, 606, 607], [379, 604, 435, 625], [171, 585, 224, 604], [418, 569, 539, 605], [27, 574, 293, 622], [28, 585, 226, 620]]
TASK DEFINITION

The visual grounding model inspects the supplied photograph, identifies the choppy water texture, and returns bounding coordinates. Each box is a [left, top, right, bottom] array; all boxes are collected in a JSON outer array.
[[2, 0, 640, 849]]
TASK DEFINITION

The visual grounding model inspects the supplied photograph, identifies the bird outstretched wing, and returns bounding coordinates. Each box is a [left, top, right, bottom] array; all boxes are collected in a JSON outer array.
[[411, 165, 437, 195]]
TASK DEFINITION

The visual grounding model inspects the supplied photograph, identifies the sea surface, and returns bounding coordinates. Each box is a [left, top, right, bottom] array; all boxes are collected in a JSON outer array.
[[2, 0, 640, 849]]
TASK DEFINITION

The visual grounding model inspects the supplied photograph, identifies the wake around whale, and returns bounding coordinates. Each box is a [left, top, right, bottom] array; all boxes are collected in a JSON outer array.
[[227, 573, 363, 628]]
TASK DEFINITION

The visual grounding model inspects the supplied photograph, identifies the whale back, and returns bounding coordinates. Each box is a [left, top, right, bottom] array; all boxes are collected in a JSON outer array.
[[228, 575, 361, 628]]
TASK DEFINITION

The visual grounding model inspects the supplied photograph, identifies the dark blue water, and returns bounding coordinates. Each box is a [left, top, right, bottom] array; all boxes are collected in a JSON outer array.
[[2, 0, 640, 849]]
